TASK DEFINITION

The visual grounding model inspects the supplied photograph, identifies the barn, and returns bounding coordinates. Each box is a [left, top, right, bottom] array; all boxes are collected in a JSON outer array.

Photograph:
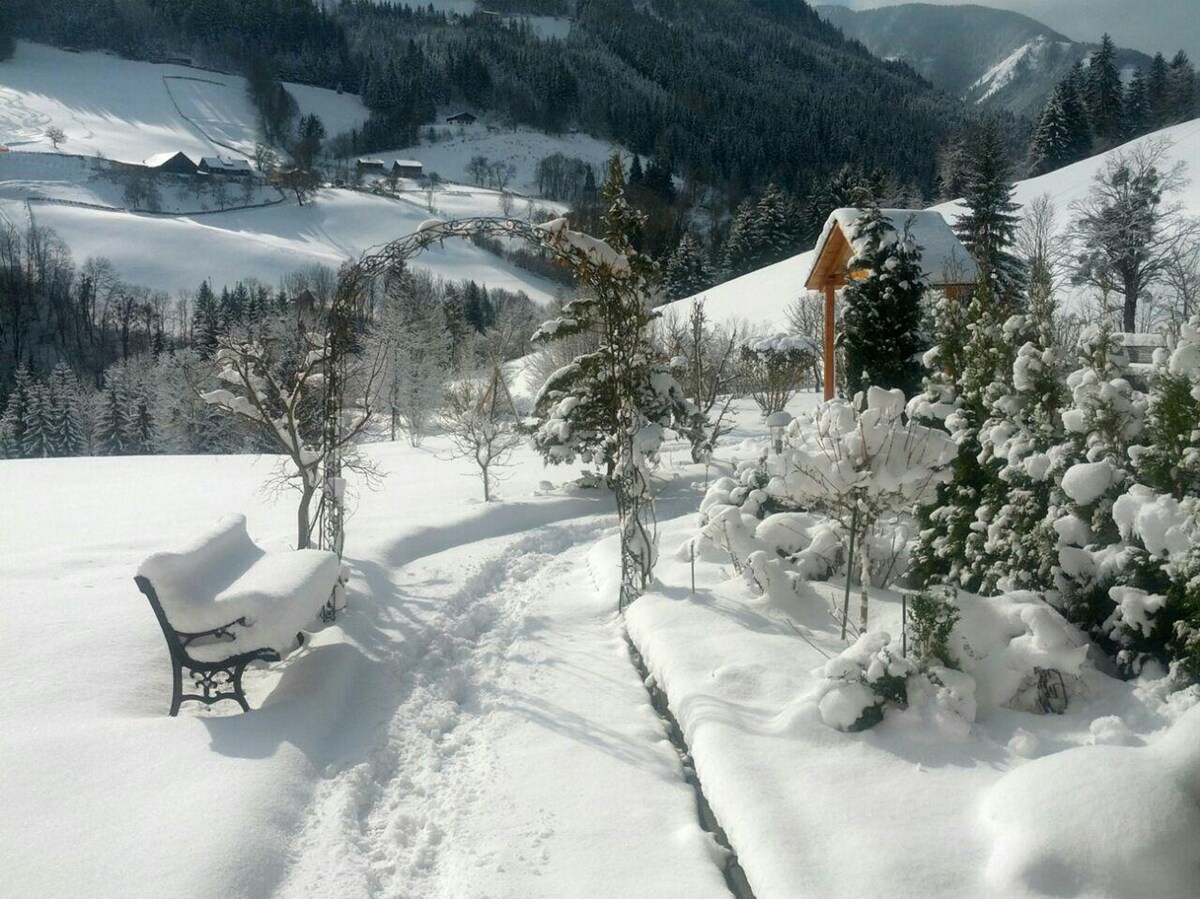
[[198, 156, 254, 176], [143, 152, 198, 175], [391, 159, 423, 178], [356, 158, 386, 175], [446, 112, 478, 125]]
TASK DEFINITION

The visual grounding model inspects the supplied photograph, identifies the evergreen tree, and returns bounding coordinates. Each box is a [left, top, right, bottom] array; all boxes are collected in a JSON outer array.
[[721, 196, 759, 278], [838, 204, 926, 397], [974, 315, 1068, 592], [1148, 53, 1172, 127], [627, 155, 644, 188], [192, 280, 220, 356], [1062, 60, 1094, 161], [95, 368, 131, 456], [1028, 86, 1074, 175], [954, 121, 1025, 304], [1086, 35, 1124, 144], [0, 366, 34, 458], [1121, 68, 1151, 139], [528, 154, 705, 607], [20, 380, 50, 459], [46, 363, 87, 456], [1167, 51, 1197, 122], [662, 232, 715, 301]]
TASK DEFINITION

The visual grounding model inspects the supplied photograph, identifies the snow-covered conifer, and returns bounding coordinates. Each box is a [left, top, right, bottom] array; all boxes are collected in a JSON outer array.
[[661, 232, 714, 301], [839, 203, 926, 397], [529, 154, 706, 607], [955, 121, 1025, 303]]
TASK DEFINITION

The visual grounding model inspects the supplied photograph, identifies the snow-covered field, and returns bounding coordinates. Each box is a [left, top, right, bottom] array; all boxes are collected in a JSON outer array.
[[5, 393, 1196, 897], [0, 434, 731, 898], [0, 42, 367, 162], [665, 116, 1200, 332], [379, 121, 624, 198], [23, 187, 566, 301]]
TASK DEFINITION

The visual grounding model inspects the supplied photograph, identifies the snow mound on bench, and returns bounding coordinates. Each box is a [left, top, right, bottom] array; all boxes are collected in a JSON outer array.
[[138, 514, 339, 658], [982, 703, 1200, 898]]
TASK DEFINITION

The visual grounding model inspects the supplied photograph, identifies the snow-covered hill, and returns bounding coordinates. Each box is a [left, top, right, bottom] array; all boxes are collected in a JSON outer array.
[[0, 42, 369, 163], [0, 42, 601, 301], [666, 116, 1200, 333]]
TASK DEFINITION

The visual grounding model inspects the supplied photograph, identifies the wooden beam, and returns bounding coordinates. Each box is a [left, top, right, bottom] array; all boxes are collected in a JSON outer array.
[[824, 284, 836, 401]]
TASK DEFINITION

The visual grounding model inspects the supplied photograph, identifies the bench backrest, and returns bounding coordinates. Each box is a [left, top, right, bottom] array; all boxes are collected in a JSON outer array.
[[138, 515, 264, 623]]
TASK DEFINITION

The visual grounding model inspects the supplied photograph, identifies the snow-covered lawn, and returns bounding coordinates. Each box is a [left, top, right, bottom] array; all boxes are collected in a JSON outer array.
[[372, 121, 624, 198], [0, 437, 728, 898], [4, 393, 1196, 897]]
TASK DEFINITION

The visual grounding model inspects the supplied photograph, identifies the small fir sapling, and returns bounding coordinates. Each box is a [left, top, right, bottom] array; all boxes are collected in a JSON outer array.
[[909, 589, 961, 670]]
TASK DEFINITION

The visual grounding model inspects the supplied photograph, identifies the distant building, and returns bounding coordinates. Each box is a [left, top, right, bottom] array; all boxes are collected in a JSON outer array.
[[446, 112, 478, 126], [356, 158, 386, 175], [198, 156, 254, 176], [391, 159, 423, 178], [143, 151, 198, 175]]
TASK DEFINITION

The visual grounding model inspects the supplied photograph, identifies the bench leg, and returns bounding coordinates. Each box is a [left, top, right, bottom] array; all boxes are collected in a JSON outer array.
[[169, 657, 184, 718]]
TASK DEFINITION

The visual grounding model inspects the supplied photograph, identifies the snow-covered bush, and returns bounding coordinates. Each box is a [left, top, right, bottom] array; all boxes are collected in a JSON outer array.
[[817, 632, 915, 732], [738, 333, 818, 417], [816, 631, 977, 736], [696, 389, 955, 622]]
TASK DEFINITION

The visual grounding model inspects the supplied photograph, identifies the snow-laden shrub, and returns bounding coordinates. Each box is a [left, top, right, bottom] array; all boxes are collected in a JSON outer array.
[[817, 632, 915, 731], [696, 389, 955, 615], [816, 631, 977, 736], [909, 588, 961, 669], [952, 590, 1089, 713]]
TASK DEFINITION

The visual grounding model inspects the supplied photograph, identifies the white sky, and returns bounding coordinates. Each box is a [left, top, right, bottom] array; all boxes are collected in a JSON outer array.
[[823, 1, 1200, 61]]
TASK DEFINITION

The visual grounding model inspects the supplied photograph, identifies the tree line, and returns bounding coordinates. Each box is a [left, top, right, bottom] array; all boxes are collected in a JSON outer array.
[[1029, 34, 1197, 176]]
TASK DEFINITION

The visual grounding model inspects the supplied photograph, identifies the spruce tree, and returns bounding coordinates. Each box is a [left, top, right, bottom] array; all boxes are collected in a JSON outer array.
[[954, 121, 1025, 304], [1167, 51, 1197, 122], [1148, 53, 1172, 127], [1062, 60, 1095, 162], [20, 380, 50, 459], [839, 204, 925, 396], [1122, 68, 1151, 139], [0, 366, 34, 458], [46, 363, 86, 456], [528, 154, 705, 607], [193, 280, 220, 356], [1086, 35, 1124, 144], [662, 232, 715, 301], [1029, 87, 1073, 175]]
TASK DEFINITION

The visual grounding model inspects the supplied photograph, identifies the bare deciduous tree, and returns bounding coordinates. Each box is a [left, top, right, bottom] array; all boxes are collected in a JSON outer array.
[[439, 367, 524, 501], [1070, 139, 1198, 332]]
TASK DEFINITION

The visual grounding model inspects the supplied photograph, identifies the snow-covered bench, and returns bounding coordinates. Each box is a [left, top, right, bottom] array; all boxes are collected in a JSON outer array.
[[135, 515, 342, 716]]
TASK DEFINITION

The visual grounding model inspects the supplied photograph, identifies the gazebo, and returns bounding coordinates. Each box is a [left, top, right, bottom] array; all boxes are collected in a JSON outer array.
[[804, 208, 979, 399]]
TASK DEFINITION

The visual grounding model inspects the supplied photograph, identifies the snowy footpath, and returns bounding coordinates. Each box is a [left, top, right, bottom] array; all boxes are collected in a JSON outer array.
[[0, 442, 727, 898]]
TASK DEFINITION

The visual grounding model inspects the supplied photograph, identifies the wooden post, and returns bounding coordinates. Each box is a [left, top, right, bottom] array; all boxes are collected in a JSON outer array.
[[823, 283, 836, 401]]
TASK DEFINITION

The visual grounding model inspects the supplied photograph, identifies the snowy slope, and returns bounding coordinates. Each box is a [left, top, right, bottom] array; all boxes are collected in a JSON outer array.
[[666, 117, 1200, 332], [0, 42, 368, 162], [23, 188, 566, 302]]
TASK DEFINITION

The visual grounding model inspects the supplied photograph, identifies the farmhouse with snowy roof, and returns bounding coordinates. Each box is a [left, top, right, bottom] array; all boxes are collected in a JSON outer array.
[[390, 159, 423, 178], [198, 156, 254, 176], [805, 208, 978, 399], [143, 151, 198, 175], [446, 111, 478, 125]]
